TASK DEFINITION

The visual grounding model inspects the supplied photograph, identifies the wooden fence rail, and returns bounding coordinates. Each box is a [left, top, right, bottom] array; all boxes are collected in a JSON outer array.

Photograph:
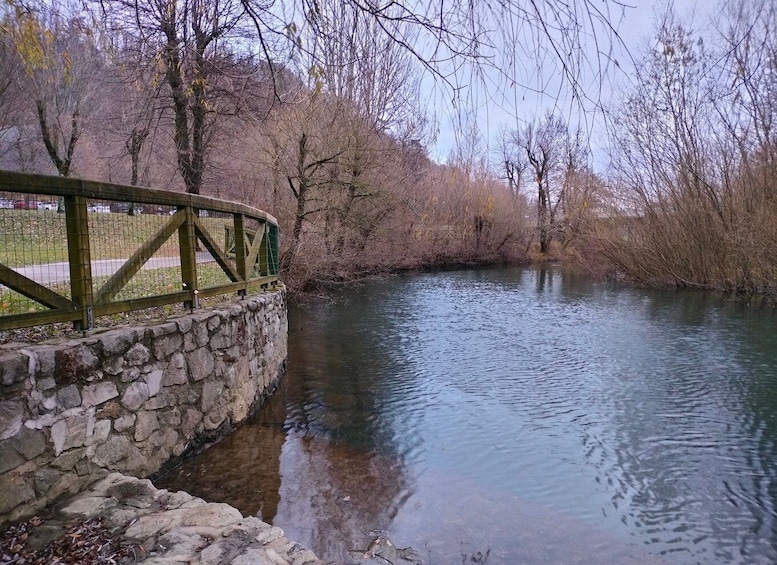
[[0, 170, 279, 331]]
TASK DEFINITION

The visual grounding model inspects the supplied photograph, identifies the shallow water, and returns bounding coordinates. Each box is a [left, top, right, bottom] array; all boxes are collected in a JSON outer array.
[[157, 267, 777, 564]]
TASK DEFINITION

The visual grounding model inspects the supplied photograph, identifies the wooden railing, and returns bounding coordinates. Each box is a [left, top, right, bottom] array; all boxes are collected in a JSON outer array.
[[0, 170, 280, 331]]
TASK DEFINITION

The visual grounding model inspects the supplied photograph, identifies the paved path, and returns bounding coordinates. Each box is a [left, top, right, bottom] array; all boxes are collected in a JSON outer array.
[[13, 253, 215, 286]]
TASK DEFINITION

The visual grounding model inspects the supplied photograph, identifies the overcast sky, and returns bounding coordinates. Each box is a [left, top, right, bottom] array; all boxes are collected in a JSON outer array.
[[426, 0, 717, 167]]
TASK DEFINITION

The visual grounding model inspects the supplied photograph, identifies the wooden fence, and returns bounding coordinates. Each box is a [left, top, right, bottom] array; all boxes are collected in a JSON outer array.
[[0, 170, 279, 331]]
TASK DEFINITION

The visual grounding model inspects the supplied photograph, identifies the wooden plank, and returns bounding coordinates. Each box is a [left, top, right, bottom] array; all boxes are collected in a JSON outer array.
[[0, 263, 77, 311], [245, 223, 267, 275], [0, 309, 80, 332], [94, 211, 185, 304], [178, 206, 198, 308], [192, 215, 241, 283], [64, 194, 93, 329], [0, 170, 278, 224], [92, 291, 191, 317], [233, 214, 247, 297]]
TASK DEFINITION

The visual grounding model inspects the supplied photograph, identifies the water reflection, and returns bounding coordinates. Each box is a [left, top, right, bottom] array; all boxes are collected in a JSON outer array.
[[157, 267, 777, 564]]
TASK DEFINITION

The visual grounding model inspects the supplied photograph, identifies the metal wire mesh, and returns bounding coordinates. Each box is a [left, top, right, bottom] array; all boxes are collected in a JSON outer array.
[[0, 173, 280, 331]]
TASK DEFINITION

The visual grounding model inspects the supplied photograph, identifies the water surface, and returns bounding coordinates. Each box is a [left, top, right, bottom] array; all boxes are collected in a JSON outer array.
[[158, 267, 777, 564]]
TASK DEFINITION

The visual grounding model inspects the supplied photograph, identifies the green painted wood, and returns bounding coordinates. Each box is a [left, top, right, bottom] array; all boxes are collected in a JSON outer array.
[[94, 212, 185, 304], [178, 206, 198, 309], [64, 195, 93, 330], [192, 215, 241, 283], [0, 263, 77, 311]]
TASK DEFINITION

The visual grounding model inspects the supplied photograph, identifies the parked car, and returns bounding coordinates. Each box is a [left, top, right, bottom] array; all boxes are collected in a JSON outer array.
[[13, 199, 38, 210], [0, 198, 14, 209], [87, 203, 111, 213], [37, 201, 57, 211]]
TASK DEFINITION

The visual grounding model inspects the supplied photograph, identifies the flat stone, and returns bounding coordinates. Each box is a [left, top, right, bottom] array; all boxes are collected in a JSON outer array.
[[99, 331, 134, 357], [186, 348, 215, 382], [181, 408, 203, 437], [0, 399, 24, 440], [61, 495, 116, 517], [0, 478, 34, 515], [0, 351, 29, 385], [57, 384, 82, 409], [126, 343, 151, 366], [231, 548, 276, 565], [114, 413, 136, 432], [180, 503, 243, 528], [92, 435, 129, 466], [163, 352, 188, 386], [152, 333, 184, 361], [82, 381, 119, 408], [120, 366, 141, 383], [38, 377, 56, 391], [134, 411, 159, 442], [102, 355, 125, 376], [0, 440, 25, 473], [33, 466, 61, 495], [255, 526, 285, 545], [146, 369, 163, 397], [12, 426, 47, 460], [121, 381, 150, 411], [201, 381, 225, 413], [87, 419, 111, 446], [51, 447, 86, 471]]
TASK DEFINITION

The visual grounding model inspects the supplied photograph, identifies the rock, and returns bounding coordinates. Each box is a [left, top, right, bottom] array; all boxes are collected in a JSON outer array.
[[146, 369, 164, 397], [126, 343, 151, 366], [121, 381, 150, 411], [134, 411, 159, 442], [92, 435, 129, 466], [81, 382, 119, 408], [12, 426, 47, 460], [114, 413, 136, 432], [57, 384, 82, 409], [164, 352, 189, 386], [0, 399, 24, 440], [0, 440, 25, 473], [187, 348, 215, 381]]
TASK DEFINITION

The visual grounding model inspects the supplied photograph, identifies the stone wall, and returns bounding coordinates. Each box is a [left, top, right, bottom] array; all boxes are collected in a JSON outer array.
[[0, 289, 287, 524]]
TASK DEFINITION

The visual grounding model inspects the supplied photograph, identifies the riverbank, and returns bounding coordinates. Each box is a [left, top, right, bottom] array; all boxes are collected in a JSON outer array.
[[1, 472, 325, 564]]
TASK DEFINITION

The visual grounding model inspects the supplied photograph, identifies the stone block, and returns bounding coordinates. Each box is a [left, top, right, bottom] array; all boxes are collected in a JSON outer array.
[[0, 351, 29, 386], [0, 440, 25, 473], [57, 384, 82, 409], [121, 382, 150, 411], [120, 367, 141, 383], [159, 408, 182, 427], [92, 435, 130, 467], [152, 332, 184, 361], [114, 413, 136, 433], [209, 328, 232, 350], [99, 331, 134, 357], [187, 348, 215, 382], [146, 369, 163, 397], [102, 355, 125, 376], [33, 466, 62, 495], [201, 381, 225, 413], [176, 317, 193, 334], [51, 412, 89, 455], [150, 321, 179, 338], [0, 475, 35, 515], [181, 408, 203, 438], [51, 447, 86, 471], [97, 401, 122, 419], [82, 381, 118, 408], [11, 426, 47, 460], [54, 345, 99, 382], [164, 352, 188, 386], [0, 399, 24, 440], [144, 389, 175, 410], [87, 419, 111, 446], [126, 343, 151, 366], [134, 411, 159, 442], [37, 377, 56, 391]]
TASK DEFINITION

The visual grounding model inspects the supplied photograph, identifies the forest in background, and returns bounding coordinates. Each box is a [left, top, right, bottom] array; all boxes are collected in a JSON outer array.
[[1, 0, 776, 298]]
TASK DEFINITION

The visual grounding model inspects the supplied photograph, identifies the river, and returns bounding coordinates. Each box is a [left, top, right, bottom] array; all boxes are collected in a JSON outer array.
[[156, 266, 777, 564]]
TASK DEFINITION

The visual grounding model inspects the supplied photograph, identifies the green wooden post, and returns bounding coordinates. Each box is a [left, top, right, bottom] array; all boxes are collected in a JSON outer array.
[[64, 195, 93, 330], [233, 213, 247, 297], [178, 206, 198, 309]]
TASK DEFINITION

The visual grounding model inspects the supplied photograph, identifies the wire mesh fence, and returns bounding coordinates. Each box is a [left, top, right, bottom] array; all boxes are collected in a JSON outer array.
[[0, 171, 280, 332]]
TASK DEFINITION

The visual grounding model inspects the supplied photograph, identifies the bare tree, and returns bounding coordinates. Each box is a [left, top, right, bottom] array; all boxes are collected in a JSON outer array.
[[4, 2, 102, 179]]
